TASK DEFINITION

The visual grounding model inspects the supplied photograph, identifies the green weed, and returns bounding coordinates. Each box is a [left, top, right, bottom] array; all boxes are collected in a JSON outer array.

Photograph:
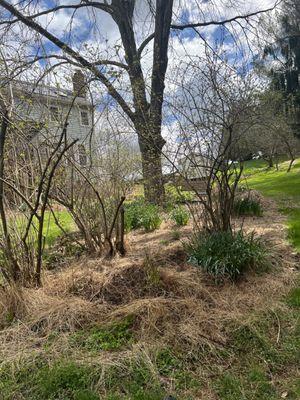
[[170, 205, 190, 226], [70, 316, 135, 352], [234, 197, 263, 217]]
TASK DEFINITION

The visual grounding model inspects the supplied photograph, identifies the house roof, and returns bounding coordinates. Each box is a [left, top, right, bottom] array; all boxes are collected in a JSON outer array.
[[0, 78, 92, 107]]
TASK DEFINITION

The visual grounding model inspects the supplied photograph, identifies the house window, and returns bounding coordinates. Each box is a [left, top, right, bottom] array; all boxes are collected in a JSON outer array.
[[50, 105, 59, 121], [78, 144, 87, 166], [80, 110, 89, 126]]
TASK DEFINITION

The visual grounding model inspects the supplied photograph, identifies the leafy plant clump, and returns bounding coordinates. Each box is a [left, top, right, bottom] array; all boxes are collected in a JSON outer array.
[[187, 230, 269, 281], [125, 199, 162, 232], [70, 316, 135, 352], [171, 205, 190, 226], [165, 184, 194, 210], [124, 198, 145, 231], [140, 204, 162, 232], [234, 197, 263, 217]]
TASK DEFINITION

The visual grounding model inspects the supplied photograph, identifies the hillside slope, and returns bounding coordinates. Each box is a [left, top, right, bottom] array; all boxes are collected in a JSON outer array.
[[0, 162, 299, 400], [243, 158, 300, 251]]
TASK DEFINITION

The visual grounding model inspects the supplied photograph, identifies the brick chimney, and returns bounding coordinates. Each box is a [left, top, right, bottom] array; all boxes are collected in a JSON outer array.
[[72, 70, 87, 98]]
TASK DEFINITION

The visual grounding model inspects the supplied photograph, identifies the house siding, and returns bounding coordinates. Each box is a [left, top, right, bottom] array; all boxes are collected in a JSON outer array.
[[13, 91, 93, 145]]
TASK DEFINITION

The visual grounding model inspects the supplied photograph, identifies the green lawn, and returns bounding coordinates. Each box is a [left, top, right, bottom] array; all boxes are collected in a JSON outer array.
[[42, 210, 75, 246], [242, 158, 300, 250], [16, 210, 75, 248]]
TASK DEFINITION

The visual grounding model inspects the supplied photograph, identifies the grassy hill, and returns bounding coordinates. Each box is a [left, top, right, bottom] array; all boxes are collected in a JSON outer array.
[[242, 158, 300, 251]]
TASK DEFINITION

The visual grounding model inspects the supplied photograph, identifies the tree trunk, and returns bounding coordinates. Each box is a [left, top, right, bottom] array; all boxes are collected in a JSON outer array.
[[0, 108, 21, 282], [138, 126, 165, 205], [267, 156, 274, 168], [141, 146, 165, 204], [287, 157, 295, 172]]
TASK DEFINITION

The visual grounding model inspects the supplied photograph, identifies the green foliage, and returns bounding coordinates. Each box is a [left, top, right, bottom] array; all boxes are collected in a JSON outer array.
[[139, 204, 162, 231], [165, 184, 194, 210], [214, 374, 244, 400], [156, 348, 181, 376], [231, 323, 277, 361], [214, 303, 300, 399], [187, 230, 269, 281], [124, 197, 145, 231], [70, 316, 135, 352], [124, 199, 162, 232], [16, 210, 74, 248], [170, 205, 190, 226], [243, 159, 300, 199], [155, 348, 200, 391], [234, 197, 263, 217]]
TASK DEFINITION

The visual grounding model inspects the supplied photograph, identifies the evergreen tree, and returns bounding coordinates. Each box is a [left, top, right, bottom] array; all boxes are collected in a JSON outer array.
[[265, 0, 300, 134]]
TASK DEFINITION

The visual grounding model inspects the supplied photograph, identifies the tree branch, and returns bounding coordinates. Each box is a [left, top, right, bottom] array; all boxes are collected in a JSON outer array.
[[171, 2, 281, 30], [0, 0, 135, 121], [1, 2, 112, 25], [137, 33, 155, 58]]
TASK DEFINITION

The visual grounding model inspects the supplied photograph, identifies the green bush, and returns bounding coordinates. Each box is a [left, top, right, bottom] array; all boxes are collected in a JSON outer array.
[[124, 198, 145, 232], [234, 197, 262, 217], [140, 204, 162, 231], [125, 198, 162, 232], [186, 230, 268, 282], [171, 205, 190, 226], [125, 199, 162, 232]]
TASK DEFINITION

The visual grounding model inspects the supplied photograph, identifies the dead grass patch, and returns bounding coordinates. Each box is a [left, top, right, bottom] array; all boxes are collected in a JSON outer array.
[[0, 200, 298, 389]]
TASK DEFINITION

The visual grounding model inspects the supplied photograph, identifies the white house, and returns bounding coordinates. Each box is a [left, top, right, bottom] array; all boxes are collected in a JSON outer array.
[[2, 70, 93, 165]]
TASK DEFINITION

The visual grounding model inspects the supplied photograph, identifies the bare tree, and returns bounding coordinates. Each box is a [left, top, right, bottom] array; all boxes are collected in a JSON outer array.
[[0, 104, 77, 285], [165, 51, 261, 232], [237, 91, 300, 170], [0, 0, 280, 204]]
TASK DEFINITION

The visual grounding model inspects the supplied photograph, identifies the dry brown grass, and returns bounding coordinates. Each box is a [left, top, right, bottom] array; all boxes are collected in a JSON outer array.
[[0, 200, 298, 368]]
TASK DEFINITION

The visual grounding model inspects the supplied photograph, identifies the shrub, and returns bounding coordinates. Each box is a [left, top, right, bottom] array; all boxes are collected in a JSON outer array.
[[186, 230, 268, 281], [171, 206, 190, 226], [165, 184, 194, 210], [140, 204, 162, 231], [234, 197, 262, 217], [124, 199, 162, 232], [124, 198, 145, 232], [141, 204, 162, 232]]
